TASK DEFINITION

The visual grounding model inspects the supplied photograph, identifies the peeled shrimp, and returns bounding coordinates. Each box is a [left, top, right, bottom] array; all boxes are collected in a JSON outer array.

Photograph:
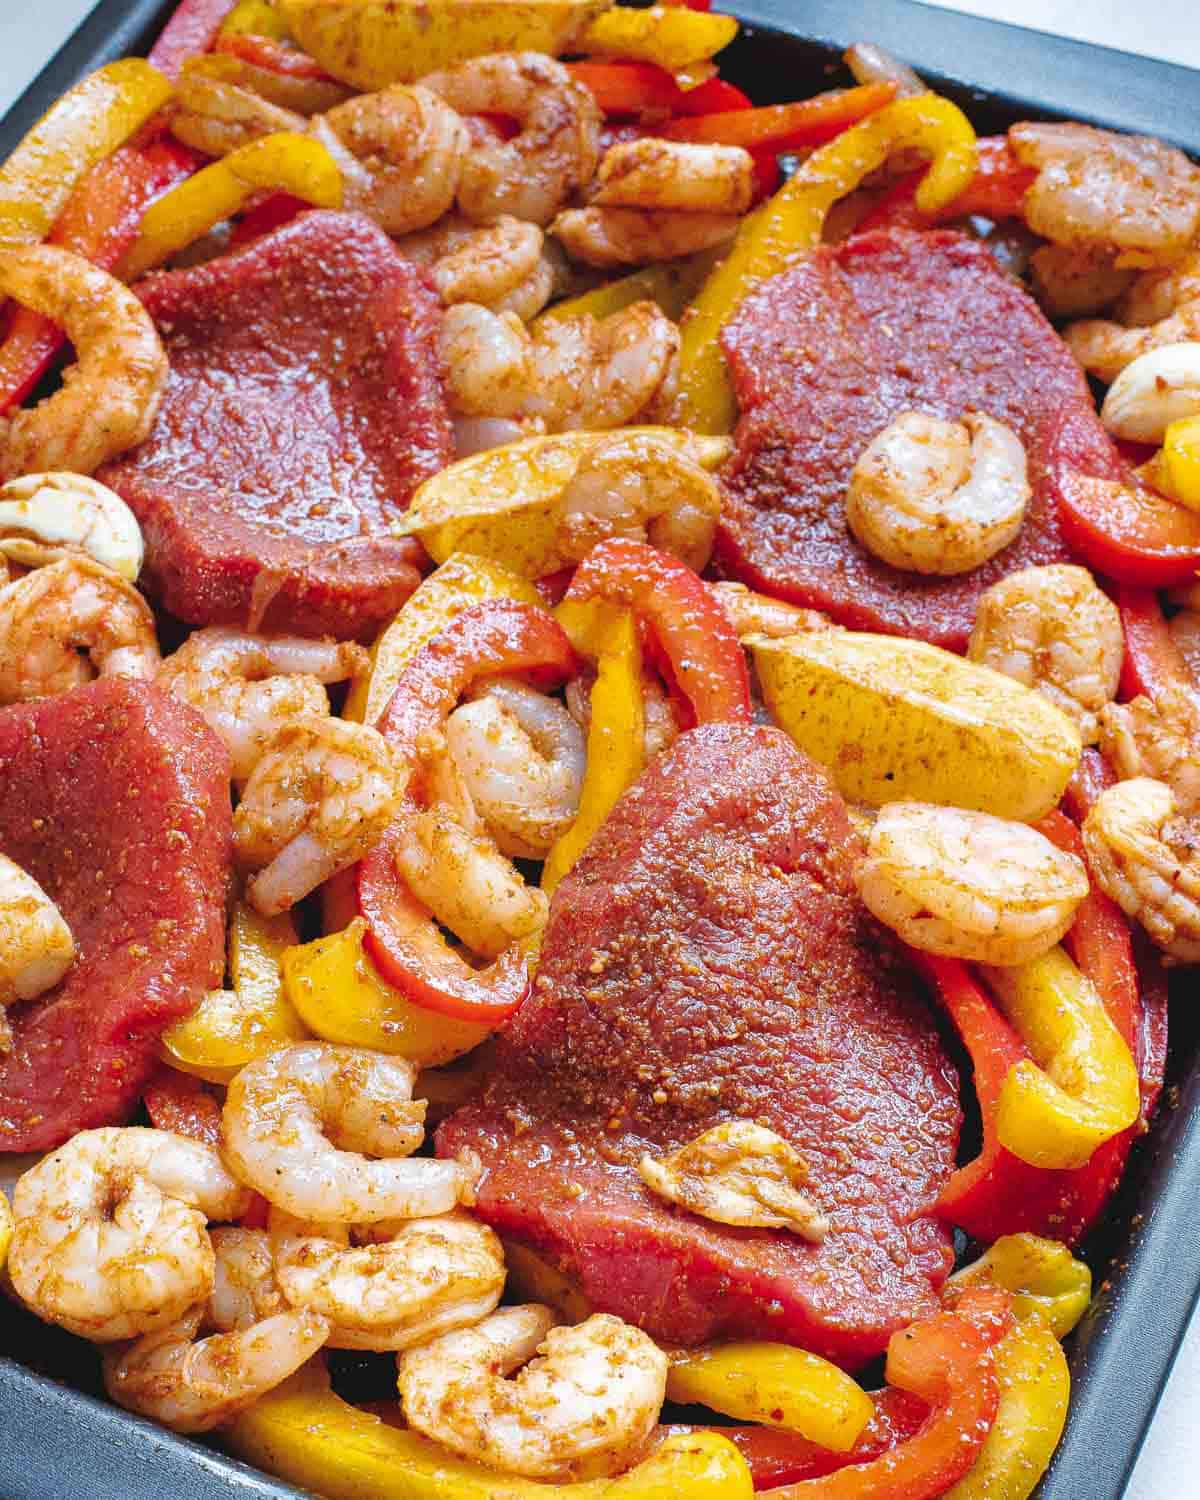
[[0, 472, 143, 580], [8, 1127, 248, 1342], [556, 430, 722, 573], [1029, 243, 1135, 321], [846, 411, 1031, 575], [208, 1226, 289, 1331], [856, 802, 1090, 966], [1083, 778, 1200, 963], [968, 564, 1123, 744], [551, 205, 740, 269], [1170, 609, 1200, 683], [395, 214, 559, 320], [103, 1301, 329, 1434], [221, 1042, 470, 1223], [1066, 302, 1200, 384], [0, 556, 160, 702], [271, 1208, 505, 1351], [158, 627, 368, 783], [709, 581, 831, 641], [445, 679, 585, 859], [592, 139, 754, 215], [171, 62, 306, 158], [1099, 684, 1200, 812], [397, 1305, 668, 1481], [1116, 251, 1200, 328], [0, 246, 166, 480], [440, 304, 534, 419], [233, 716, 401, 915], [0, 853, 74, 1047], [566, 665, 680, 763]]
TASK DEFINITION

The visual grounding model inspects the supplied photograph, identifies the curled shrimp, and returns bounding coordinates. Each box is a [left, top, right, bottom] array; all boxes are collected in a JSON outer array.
[[233, 716, 401, 915], [208, 1226, 288, 1331], [551, 205, 740, 269], [221, 1042, 471, 1223], [421, 53, 601, 226], [310, 84, 468, 236], [1116, 251, 1200, 328], [1099, 684, 1200, 812], [566, 664, 680, 763], [968, 564, 1123, 744], [0, 852, 74, 1048], [103, 1301, 329, 1434], [397, 1305, 668, 1481], [1083, 778, 1200, 963], [0, 556, 160, 703], [855, 802, 1090, 966], [396, 215, 559, 320], [270, 1208, 505, 1351], [171, 59, 307, 157], [158, 627, 368, 783], [556, 430, 722, 573], [440, 304, 534, 420], [8, 1127, 248, 1341], [522, 301, 680, 432], [1028, 243, 1135, 321], [0, 246, 167, 480], [445, 678, 585, 859], [1170, 608, 1200, 683], [1064, 251, 1200, 383], [846, 410, 1031, 576], [592, 139, 754, 215], [709, 581, 831, 640]]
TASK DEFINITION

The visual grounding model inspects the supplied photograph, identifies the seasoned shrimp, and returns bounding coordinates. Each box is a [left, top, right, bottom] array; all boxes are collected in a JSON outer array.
[[556, 430, 722, 573], [445, 679, 585, 859], [395, 215, 558, 320], [171, 60, 307, 157], [1066, 303, 1200, 384], [968, 564, 1123, 743], [1116, 250, 1200, 328], [1170, 609, 1200, 683], [709, 581, 831, 641], [856, 802, 1090, 966], [566, 665, 680, 763], [158, 627, 368, 782], [103, 1301, 329, 1434], [398, 1306, 668, 1481], [222, 1042, 471, 1223], [453, 416, 534, 458], [0, 852, 74, 1047], [846, 411, 1031, 576], [271, 1208, 505, 1351], [592, 139, 754, 215], [0, 556, 160, 703], [8, 1127, 248, 1341], [439, 304, 534, 419], [1099, 684, 1200, 811], [551, 205, 740, 269], [0, 246, 166, 480], [208, 1226, 288, 1331], [233, 717, 401, 915], [420, 53, 601, 226], [1029, 243, 1134, 321], [1083, 778, 1200, 963], [0, 472, 143, 580], [310, 84, 467, 236]]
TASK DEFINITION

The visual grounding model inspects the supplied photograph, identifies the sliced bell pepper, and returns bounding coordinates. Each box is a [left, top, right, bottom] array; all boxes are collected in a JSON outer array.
[[149, 0, 241, 79], [676, 93, 977, 432], [944, 1234, 1091, 1339], [666, 1343, 874, 1454], [0, 60, 174, 251], [0, 1193, 11, 1277], [1117, 583, 1194, 702], [564, 538, 751, 725], [578, 6, 739, 71], [214, 30, 334, 79], [567, 59, 688, 116], [228, 1359, 755, 1500], [661, 82, 897, 150], [218, 0, 289, 38], [536, 248, 721, 326], [120, 130, 342, 281], [1156, 414, 1200, 510], [357, 599, 575, 1023], [228, 191, 308, 247], [677, 75, 752, 113], [858, 135, 1036, 231], [1055, 465, 1200, 589]]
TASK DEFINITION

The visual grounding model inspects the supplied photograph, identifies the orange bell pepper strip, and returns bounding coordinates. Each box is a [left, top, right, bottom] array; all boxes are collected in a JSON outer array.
[[149, 0, 241, 79], [858, 135, 1036, 230], [1054, 464, 1200, 589], [661, 82, 897, 150]]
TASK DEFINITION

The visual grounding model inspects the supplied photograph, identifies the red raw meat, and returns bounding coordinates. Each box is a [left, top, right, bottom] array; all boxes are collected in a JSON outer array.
[[718, 228, 1122, 650], [102, 211, 450, 639], [0, 680, 232, 1151], [438, 724, 960, 1368]]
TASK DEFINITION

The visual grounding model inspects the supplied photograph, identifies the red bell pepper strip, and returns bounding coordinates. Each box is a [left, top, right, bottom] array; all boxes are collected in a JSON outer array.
[[213, 31, 334, 80], [228, 191, 308, 247], [1055, 464, 1200, 589], [749, 147, 781, 202], [358, 599, 576, 1024], [662, 0, 714, 11], [858, 134, 1036, 230], [677, 76, 753, 114], [565, 539, 752, 725], [0, 134, 200, 411], [1116, 583, 1195, 701], [148, 0, 240, 80], [1062, 745, 1115, 825], [567, 60, 686, 116], [661, 82, 898, 150]]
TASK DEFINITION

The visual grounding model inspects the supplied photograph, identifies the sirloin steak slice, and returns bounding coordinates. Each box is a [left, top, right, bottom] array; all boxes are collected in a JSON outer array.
[[439, 724, 960, 1367]]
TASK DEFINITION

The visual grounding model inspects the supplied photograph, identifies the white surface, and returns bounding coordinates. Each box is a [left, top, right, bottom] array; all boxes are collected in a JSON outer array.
[[0, 2, 1197, 1497]]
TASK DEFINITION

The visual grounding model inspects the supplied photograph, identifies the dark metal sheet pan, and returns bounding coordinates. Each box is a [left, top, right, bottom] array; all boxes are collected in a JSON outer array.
[[1, 2, 1198, 1496]]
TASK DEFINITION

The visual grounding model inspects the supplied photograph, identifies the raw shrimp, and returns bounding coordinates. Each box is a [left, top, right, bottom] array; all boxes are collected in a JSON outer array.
[[1170, 609, 1200, 683], [0, 556, 160, 702], [709, 581, 831, 640], [845, 410, 1031, 576], [0, 246, 167, 479], [551, 205, 740, 269], [208, 1227, 288, 1331], [1083, 778, 1200, 963], [445, 678, 585, 859], [566, 665, 680, 763], [1064, 251, 1200, 383], [1116, 250, 1200, 327], [103, 1301, 329, 1434], [221, 1042, 471, 1223], [158, 627, 368, 782], [592, 139, 754, 215], [0, 852, 74, 1047], [171, 61, 307, 157], [310, 84, 467, 236], [420, 52, 601, 226], [557, 430, 722, 573], [967, 564, 1123, 744], [639, 1121, 828, 1242], [1099, 684, 1200, 811], [1029, 243, 1134, 321], [0, 472, 144, 580], [439, 304, 534, 420], [8, 1127, 248, 1341], [233, 716, 401, 915], [856, 802, 1090, 966], [270, 1208, 505, 1351], [395, 215, 559, 320], [397, 1305, 668, 1481]]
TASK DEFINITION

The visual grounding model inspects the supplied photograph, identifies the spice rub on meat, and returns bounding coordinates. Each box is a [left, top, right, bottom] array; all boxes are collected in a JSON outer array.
[[718, 228, 1127, 649], [438, 724, 961, 1368], [102, 210, 451, 639], [0, 679, 231, 1151]]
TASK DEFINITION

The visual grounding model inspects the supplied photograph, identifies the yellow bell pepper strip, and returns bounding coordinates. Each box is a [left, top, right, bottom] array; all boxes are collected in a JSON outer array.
[[542, 600, 644, 896], [0, 60, 174, 251], [345, 553, 540, 725], [675, 93, 977, 433], [281, 917, 490, 1065], [0, 1192, 11, 1277], [536, 247, 721, 327], [120, 131, 342, 280], [982, 945, 1141, 1171], [227, 1359, 755, 1500], [944, 1234, 1091, 1340], [666, 1343, 874, 1455], [219, 0, 289, 38], [1155, 414, 1200, 510], [578, 6, 739, 71]]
